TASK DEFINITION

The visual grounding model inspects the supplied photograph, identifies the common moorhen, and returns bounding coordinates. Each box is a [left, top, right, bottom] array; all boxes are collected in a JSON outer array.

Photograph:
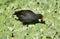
[[13, 10, 45, 25]]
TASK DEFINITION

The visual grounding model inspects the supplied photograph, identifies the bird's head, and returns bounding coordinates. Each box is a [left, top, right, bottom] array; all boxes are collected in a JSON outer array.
[[37, 14, 45, 24]]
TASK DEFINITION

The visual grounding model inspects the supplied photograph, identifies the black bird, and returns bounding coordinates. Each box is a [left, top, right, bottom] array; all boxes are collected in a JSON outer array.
[[13, 10, 45, 39], [13, 10, 45, 25]]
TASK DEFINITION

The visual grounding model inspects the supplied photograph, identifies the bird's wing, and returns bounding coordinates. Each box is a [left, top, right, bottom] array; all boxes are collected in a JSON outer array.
[[19, 15, 33, 22]]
